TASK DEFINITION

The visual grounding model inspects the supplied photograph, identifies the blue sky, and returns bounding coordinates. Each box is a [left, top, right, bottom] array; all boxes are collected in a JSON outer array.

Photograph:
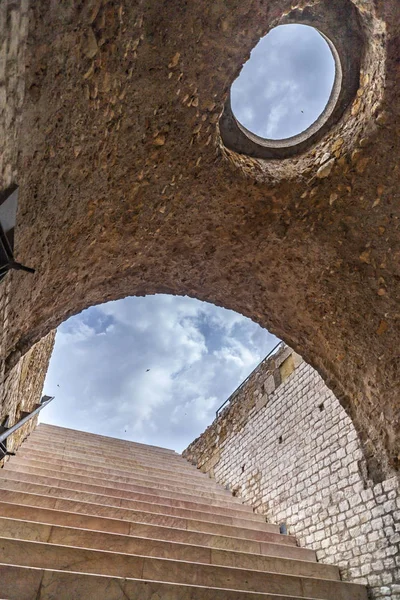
[[231, 24, 335, 139], [41, 25, 333, 451]]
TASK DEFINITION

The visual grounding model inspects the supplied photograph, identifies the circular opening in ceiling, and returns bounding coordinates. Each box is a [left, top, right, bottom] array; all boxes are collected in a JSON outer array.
[[230, 24, 338, 144]]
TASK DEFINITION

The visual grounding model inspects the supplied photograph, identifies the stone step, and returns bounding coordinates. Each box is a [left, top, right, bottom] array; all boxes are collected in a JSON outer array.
[[0, 468, 260, 521], [11, 453, 226, 500], [9, 455, 230, 497], [4, 462, 252, 513], [0, 501, 313, 560], [6, 458, 232, 502], [0, 564, 323, 600], [35, 424, 176, 450], [25, 431, 188, 468], [26, 438, 185, 468], [0, 517, 340, 580], [0, 471, 271, 529], [3, 456, 238, 501], [35, 424, 176, 455], [0, 538, 367, 599], [0, 486, 295, 544], [16, 443, 221, 482], [21, 440, 207, 479]]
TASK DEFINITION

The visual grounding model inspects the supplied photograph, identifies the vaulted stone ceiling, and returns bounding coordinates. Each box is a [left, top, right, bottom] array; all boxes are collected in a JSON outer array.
[[2, 0, 399, 479]]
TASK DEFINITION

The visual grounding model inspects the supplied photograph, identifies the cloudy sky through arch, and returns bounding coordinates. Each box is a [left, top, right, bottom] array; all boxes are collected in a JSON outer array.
[[42, 296, 278, 451]]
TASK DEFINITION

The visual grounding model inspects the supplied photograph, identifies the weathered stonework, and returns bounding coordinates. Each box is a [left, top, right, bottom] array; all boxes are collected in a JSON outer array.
[[0, 0, 30, 394], [184, 347, 400, 598], [0, 0, 29, 190], [0, 0, 399, 482], [0, 0, 54, 455], [0, 330, 55, 462]]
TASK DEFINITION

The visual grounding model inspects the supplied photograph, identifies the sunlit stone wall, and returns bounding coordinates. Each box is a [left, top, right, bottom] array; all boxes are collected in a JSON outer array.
[[184, 347, 400, 598]]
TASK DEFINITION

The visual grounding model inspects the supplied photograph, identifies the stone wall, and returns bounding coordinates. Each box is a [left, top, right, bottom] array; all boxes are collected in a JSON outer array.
[[0, 0, 55, 455], [0, 330, 55, 463], [0, 0, 30, 391], [184, 346, 400, 599], [0, 0, 29, 190]]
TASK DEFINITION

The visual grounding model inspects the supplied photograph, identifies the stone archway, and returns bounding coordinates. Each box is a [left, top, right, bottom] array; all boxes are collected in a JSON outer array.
[[1, 0, 399, 480]]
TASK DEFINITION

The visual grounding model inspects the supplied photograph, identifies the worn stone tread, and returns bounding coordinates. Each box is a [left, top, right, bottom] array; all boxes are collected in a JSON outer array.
[[0, 564, 330, 600], [0, 539, 367, 599]]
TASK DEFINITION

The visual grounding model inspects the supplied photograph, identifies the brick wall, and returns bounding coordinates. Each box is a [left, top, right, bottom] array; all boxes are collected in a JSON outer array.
[[184, 347, 400, 598]]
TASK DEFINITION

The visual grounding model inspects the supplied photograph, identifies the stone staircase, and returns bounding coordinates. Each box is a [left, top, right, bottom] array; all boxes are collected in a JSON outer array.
[[0, 423, 367, 599]]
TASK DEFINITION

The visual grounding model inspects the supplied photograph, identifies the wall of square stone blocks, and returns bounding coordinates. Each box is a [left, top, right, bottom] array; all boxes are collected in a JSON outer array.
[[184, 348, 400, 599]]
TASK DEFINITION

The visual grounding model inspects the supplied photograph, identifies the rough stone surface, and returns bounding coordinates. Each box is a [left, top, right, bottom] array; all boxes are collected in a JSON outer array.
[[0, 0, 54, 457], [0, 0, 399, 481], [183, 347, 400, 598], [0, 330, 55, 463], [0, 0, 30, 389]]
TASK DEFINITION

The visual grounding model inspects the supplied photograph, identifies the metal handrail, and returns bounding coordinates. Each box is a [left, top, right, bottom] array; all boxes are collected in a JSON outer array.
[[0, 395, 54, 458], [215, 341, 284, 417]]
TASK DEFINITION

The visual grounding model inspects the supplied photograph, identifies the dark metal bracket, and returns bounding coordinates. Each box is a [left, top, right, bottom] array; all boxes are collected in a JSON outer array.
[[0, 223, 35, 282], [0, 185, 35, 283]]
